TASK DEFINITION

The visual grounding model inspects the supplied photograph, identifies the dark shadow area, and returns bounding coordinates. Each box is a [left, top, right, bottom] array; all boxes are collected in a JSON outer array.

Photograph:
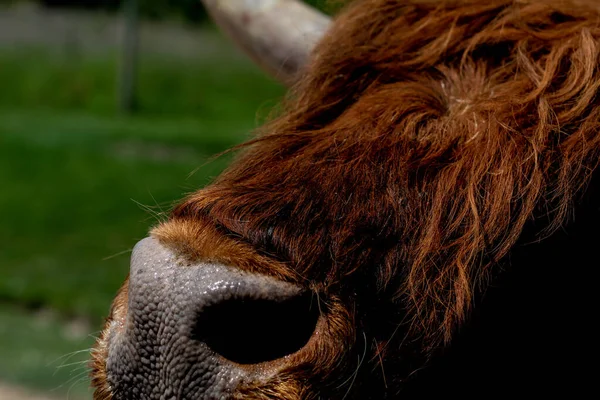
[[193, 292, 321, 365]]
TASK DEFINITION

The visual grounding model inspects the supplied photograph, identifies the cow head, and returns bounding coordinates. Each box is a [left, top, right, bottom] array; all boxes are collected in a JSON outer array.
[[91, 0, 600, 399]]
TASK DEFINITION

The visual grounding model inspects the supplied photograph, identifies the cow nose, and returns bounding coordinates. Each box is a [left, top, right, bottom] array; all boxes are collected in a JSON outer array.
[[105, 237, 319, 399], [192, 286, 320, 365]]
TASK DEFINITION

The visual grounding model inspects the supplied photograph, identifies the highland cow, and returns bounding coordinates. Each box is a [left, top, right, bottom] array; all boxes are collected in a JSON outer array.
[[91, 0, 600, 398]]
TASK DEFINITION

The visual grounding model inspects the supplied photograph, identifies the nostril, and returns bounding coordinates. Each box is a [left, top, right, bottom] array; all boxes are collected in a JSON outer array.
[[192, 291, 321, 365]]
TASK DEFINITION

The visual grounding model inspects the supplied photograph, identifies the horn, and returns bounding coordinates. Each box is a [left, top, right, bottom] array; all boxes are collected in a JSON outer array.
[[200, 0, 331, 85]]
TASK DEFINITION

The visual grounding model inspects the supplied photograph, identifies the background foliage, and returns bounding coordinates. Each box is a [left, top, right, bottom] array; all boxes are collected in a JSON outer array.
[[7, 0, 334, 22]]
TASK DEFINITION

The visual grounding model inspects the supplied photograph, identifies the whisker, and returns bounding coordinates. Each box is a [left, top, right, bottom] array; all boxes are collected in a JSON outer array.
[[102, 249, 132, 261], [48, 348, 92, 367], [337, 331, 368, 399]]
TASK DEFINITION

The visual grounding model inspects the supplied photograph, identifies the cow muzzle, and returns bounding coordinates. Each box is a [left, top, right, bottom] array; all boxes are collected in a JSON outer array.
[[103, 237, 320, 399]]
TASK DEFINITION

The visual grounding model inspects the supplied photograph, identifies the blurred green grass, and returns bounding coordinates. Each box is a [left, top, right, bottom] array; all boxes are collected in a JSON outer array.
[[0, 46, 284, 396], [0, 48, 284, 117], [0, 305, 95, 399]]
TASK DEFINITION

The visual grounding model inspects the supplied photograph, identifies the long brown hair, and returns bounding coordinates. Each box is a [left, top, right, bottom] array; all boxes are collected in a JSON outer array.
[[144, 2, 600, 397], [165, 0, 600, 350]]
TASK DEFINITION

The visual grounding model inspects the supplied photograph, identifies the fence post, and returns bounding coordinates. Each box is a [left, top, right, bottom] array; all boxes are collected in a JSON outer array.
[[119, 0, 139, 114]]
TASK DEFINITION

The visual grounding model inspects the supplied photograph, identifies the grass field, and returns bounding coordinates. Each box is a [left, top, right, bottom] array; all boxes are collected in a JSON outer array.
[[0, 44, 284, 397], [0, 305, 96, 399]]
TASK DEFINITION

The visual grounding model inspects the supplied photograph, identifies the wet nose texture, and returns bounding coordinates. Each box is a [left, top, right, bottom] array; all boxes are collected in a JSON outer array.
[[106, 237, 315, 400]]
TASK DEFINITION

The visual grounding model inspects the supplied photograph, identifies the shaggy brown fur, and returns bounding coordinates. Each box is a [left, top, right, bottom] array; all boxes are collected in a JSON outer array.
[[92, 0, 600, 398]]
